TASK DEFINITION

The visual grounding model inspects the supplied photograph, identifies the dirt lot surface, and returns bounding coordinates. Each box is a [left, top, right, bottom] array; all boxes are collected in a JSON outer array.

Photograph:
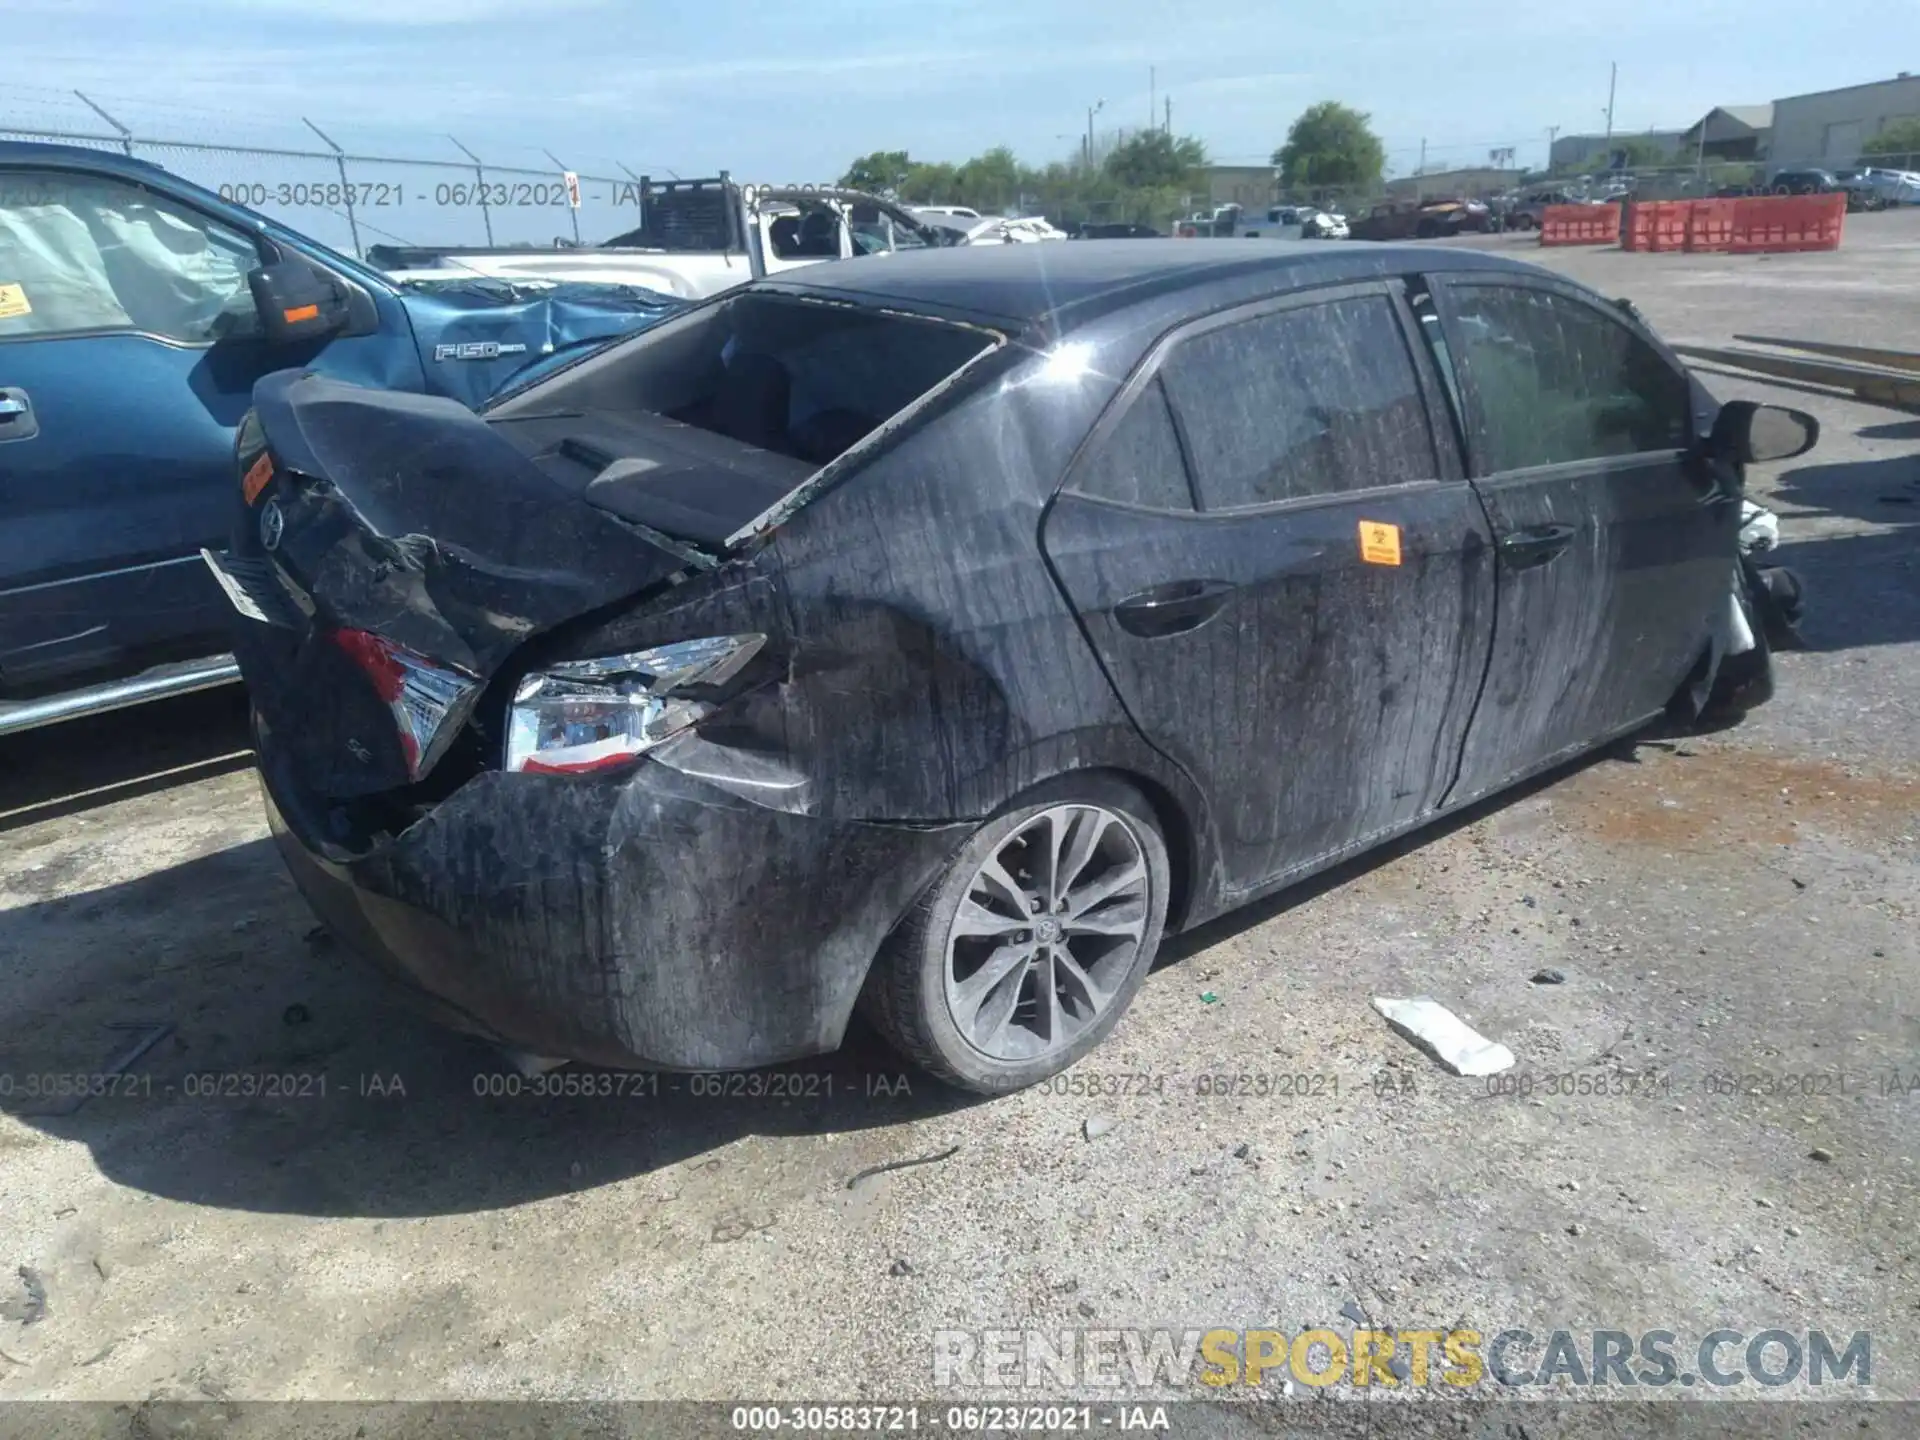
[[1, 212, 1916, 1429]]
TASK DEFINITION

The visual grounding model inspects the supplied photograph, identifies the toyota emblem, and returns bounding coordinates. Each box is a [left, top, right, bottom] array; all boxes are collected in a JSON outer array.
[[259, 500, 284, 551]]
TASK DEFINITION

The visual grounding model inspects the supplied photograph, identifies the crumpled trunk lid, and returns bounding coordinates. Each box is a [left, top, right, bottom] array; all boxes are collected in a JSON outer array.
[[226, 371, 693, 798]]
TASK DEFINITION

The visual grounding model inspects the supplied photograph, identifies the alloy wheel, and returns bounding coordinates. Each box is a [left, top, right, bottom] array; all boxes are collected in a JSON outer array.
[[940, 803, 1151, 1062]]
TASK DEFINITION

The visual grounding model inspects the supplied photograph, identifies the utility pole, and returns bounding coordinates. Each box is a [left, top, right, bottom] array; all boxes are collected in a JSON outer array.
[[1547, 124, 1560, 173], [1417, 138, 1427, 199], [1086, 98, 1105, 172], [1164, 96, 1171, 134], [1150, 67, 1156, 131], [1604, 62, 1617, 143]]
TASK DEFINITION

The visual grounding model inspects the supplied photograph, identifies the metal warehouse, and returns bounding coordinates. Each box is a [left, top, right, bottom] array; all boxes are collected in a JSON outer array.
[[1770, 72, 1920, 166]]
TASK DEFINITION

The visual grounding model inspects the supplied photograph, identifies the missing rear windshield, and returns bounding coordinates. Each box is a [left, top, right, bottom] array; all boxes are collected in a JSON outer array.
[[487, 292, 1003, 548], [495, 291, 1003, 468]]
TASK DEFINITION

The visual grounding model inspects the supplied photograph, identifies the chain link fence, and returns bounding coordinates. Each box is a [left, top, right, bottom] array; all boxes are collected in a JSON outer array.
[[0, 87, 678, 259]]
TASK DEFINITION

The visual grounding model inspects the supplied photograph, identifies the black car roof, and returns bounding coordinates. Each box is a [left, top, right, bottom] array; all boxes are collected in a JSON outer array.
[[768, 238, 1541, 331]]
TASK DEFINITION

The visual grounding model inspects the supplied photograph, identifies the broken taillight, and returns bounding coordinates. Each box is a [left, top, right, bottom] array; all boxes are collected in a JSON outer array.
[[504, 634, 765, 776], [329, 628, 480, 780]]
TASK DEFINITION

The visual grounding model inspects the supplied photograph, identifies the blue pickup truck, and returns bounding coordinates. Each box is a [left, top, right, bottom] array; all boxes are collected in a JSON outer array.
[[0, 141, 682, 735]]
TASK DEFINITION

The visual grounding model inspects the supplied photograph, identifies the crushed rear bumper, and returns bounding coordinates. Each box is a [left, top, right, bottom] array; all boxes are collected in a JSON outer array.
[[259, 737, 968, 1071]]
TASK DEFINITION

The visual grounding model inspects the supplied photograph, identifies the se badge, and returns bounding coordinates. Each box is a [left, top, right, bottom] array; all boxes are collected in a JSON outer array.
[[1358, 520, 1402, 567]]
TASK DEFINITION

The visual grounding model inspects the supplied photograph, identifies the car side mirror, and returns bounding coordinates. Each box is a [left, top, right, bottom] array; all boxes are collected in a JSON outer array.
[[249, 260, 348, 345], [1711, 400, 1820, 464]]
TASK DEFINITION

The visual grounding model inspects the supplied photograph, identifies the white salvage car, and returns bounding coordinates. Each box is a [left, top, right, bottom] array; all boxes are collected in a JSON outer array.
[[909, 210, 1069, 245], [370, 180, 947, 302]]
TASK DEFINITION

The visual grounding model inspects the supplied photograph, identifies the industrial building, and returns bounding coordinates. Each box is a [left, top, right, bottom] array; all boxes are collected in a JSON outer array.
[[1549, 130, 1686, 170], [1768, 73, 1920, 166], [1678, 106, 1775, 162]]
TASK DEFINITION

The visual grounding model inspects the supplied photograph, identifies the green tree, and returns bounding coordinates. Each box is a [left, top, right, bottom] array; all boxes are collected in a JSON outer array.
[[1863, 117, 1920, 158], [1103, 130, 1208, 189], [953, 146, 1023, 211], [1273, 101, 1386, 190], [830, 140, 1200, 234], [840, 150, 914, 195], [897, 161, 957, 204]]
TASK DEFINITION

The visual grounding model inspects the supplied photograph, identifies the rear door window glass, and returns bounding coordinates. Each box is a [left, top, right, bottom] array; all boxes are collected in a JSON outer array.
[[1069, 378, 1192, 510], [1158, 293, 1439, 509], [0, 170, 260, 343], [1445, 284, 1693, 472]]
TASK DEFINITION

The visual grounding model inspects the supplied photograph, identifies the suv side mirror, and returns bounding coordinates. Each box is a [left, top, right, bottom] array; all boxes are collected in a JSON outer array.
[[1711, 400, 1819, 465], [249, 260, 348, 345]]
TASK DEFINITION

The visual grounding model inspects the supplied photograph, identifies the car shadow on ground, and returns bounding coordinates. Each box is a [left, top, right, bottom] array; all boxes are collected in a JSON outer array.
[[1858, 417, 1920, 441], [0, 824, 981, 1220], [1, 686, 974, 1218], [1768, 450, 1920, 652], [0, 683, 254, 830], [2, 710, 1683, 1222]]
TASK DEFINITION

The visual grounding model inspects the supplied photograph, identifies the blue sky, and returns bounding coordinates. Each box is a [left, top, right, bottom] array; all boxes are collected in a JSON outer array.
[[9, 0, 1917, 182]]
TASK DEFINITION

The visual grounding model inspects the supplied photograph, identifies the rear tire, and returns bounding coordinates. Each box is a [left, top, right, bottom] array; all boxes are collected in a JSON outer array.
[[862, 775, 1171, 1095]]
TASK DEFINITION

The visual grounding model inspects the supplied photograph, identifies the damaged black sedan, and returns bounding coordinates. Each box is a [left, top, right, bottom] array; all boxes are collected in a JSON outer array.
[[211, 241, 1816, 1094]]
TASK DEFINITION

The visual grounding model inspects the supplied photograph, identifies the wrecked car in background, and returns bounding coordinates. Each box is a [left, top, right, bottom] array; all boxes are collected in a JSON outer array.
[[1835, 167, 1920, 209], [208, 241, 1816, 1095], [1501, 189, 1591, 231], [370, 179, 948, 300], [909, 210, 1069, 245], [0, 140, 681, 738], [1349, 197, 1493, 240]]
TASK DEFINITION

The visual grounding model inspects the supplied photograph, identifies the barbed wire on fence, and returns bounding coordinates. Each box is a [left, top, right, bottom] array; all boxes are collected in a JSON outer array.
[[0, 86, 688, 258]]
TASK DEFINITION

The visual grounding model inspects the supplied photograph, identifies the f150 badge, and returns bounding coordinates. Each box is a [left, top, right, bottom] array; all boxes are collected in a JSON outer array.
[[434, 341, 529, 362]]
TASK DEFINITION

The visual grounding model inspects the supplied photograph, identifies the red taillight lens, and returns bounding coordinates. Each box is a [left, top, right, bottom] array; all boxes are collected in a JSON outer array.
[[330, 628, 406, 703], [328, 628, 479, 779]]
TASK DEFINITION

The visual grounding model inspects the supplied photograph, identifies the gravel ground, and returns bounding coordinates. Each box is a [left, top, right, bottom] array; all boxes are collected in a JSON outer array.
[[0, 212, 1915, 1429]]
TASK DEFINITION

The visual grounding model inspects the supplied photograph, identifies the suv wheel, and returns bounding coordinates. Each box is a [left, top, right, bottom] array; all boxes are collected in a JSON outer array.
[[863, 776, 1171, 1094]]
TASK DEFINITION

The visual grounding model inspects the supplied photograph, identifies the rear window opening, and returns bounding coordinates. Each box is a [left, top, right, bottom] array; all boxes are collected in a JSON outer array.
[[488, 292, 1002, 547]]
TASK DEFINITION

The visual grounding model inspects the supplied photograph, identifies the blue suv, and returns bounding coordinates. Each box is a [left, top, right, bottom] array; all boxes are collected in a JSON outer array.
[[0, 142, 680, 735]]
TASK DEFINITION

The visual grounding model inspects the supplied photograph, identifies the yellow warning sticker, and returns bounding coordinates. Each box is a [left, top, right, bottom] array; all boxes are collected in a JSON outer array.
[[0, 284, 30, 319], [1358, 520, 1403, 566]]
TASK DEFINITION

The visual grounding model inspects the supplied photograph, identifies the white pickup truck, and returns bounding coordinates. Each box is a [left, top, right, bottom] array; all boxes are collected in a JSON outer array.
[[1176, 202, 1348, 240], [370, 178, 948, 300]]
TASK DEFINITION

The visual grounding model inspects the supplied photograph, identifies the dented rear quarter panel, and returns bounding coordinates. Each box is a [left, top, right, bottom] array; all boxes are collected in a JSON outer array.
[[545, 333, 1225, 923]]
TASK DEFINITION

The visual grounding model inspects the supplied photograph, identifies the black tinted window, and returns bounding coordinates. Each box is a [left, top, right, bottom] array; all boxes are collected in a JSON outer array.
[[1447, 285, 1692, 472], [1159, 295, 1438, 510], [1071, 379, 1191, 510]]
